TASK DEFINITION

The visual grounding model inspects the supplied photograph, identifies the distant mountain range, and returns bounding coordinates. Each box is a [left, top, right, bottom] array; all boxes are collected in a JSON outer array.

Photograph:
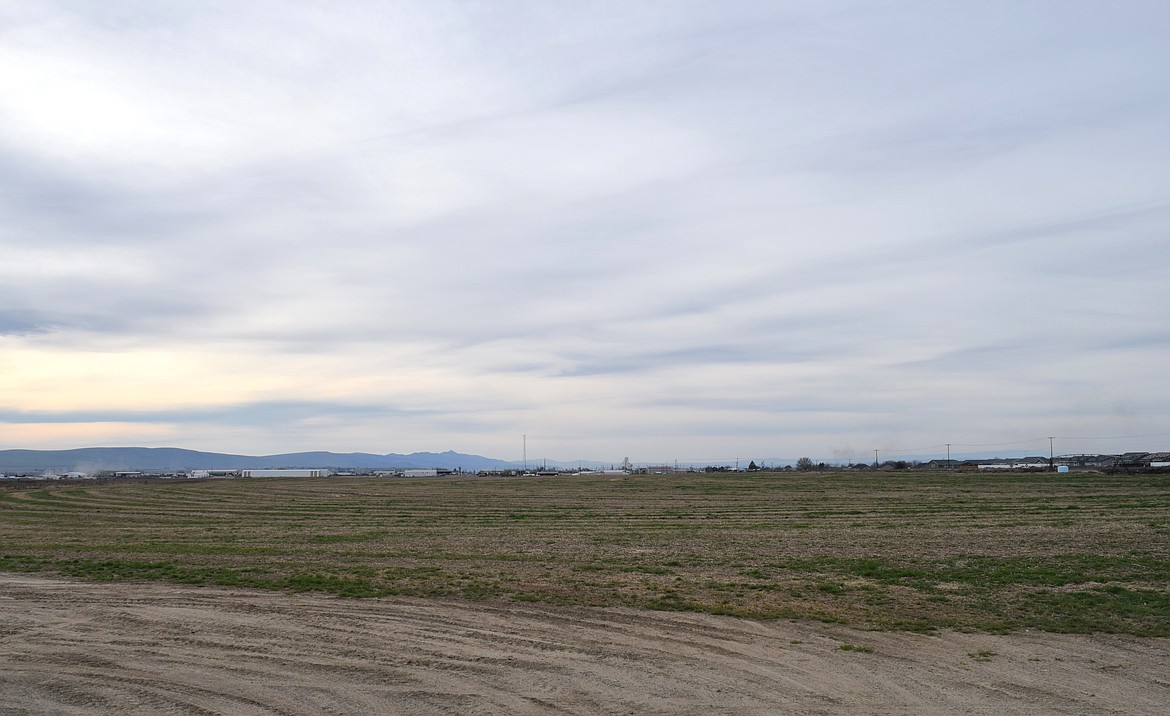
[[0, 447, 534, 473]]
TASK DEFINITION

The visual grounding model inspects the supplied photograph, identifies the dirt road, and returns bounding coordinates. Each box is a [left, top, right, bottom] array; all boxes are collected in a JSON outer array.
[[2, 573, 1167, 714]]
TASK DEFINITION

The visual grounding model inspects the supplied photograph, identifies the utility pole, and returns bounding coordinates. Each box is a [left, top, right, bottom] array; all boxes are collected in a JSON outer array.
[[1048, 436, 1055, 471], [946, 443, 951, 469], [874, 449, 879, 469], [523, 434, 527, 472]]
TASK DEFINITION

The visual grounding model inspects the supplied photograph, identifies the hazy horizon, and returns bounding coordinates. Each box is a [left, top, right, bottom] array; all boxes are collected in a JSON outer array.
[[2, 440, 1167, 471], [3, 2, 1168, 463]]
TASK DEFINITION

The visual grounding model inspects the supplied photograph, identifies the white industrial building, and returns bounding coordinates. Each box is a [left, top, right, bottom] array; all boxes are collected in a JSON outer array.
[[241, 469, 333, 478]]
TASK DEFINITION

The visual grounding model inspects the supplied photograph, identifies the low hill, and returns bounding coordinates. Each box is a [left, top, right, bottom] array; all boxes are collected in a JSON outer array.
[[0, 447, 518, 473]]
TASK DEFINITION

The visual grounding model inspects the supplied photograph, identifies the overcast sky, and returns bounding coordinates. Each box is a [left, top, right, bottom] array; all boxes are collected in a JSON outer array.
[[2, 1, 1168, 464]]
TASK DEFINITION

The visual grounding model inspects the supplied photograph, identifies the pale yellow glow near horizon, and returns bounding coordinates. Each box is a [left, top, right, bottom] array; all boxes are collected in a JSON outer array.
[[0, 337, 518, 413], [1, 343, 278, 410], [0, 422, 178, 449], [1, 342, 356, 411]]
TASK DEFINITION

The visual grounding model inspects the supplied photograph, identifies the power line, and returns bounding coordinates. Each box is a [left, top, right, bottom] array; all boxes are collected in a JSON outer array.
[[949, 437, 1049, 448], [1054, 430, 1170, 441], [875, 443, 948, 454]]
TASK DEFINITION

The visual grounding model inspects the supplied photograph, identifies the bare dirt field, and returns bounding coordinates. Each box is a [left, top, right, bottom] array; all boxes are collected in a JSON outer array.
[[3, 572, 1168, 715]]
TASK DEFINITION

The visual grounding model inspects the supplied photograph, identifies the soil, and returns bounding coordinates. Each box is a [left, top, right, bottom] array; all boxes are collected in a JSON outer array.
[[2, 573, 1168, 715]]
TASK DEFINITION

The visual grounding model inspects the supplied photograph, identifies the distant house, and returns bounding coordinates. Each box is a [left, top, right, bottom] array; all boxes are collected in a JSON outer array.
[[1086, 455, 1119, 469], [1014, 457, 1050, 470], [1147, 452, 1170, 468], [923, 459, 960, 470], [1119, 452, 1151, 466]]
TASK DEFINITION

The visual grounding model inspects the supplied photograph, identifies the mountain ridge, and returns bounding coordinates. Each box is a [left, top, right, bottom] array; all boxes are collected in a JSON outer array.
[[0, 447, 525, 473]]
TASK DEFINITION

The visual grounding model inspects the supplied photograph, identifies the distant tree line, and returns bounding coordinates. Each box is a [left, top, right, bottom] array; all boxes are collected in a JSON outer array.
[[796, 457, 830, 471]]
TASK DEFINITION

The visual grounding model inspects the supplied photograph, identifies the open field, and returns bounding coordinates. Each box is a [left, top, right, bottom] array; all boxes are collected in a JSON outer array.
[[2, 471, 1169, 635]]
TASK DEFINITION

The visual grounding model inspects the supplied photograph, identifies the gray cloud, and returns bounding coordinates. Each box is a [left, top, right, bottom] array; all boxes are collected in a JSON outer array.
[[0, 400, 433, 427], [0, 312, 52, 336]]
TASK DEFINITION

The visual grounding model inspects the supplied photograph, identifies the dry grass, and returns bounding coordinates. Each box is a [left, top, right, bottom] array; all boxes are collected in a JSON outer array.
[[2, 470, 1169, 634]]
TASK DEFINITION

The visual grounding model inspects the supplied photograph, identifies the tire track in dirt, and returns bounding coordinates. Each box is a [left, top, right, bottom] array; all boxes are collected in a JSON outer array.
[[2, 573, 1168, 715]]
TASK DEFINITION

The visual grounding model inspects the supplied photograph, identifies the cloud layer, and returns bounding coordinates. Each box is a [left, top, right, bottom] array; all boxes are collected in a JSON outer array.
[[2, 1, 1169, 463]]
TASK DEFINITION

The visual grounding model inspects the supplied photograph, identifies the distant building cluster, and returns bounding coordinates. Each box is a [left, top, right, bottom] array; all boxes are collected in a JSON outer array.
[[916, 452, 1170, 471], [0, 467, 457, 481], [2, 452, 1168, 482]]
